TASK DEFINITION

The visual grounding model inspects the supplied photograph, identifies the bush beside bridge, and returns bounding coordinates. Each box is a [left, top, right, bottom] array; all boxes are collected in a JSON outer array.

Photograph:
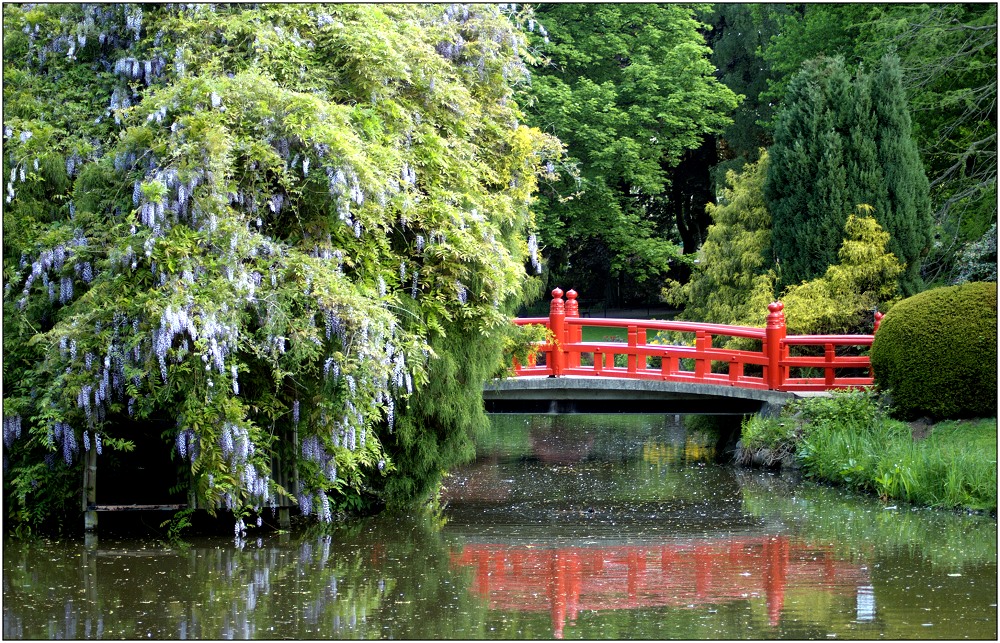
[[870, 282, 997, 421]]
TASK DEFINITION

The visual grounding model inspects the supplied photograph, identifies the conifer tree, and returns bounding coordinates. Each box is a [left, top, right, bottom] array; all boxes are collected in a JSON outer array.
[[870, 54, 933, 293], [765, 55, 931, 293], [781, 212, 904, 335], [765, 57, 852, 287]]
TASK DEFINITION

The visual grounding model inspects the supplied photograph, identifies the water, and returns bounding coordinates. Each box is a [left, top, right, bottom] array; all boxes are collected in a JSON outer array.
[[3, 414, 996, 639]]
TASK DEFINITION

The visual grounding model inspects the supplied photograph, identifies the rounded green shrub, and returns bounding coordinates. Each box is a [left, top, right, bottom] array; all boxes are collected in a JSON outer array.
[[871, 282, 997, 420]]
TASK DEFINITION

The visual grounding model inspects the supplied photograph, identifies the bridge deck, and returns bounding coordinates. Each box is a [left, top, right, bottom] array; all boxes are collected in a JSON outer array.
[[483, 376, 822, 414]]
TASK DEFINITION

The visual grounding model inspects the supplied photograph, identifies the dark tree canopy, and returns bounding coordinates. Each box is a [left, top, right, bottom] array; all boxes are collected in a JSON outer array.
[[700, 4, 789, 179]]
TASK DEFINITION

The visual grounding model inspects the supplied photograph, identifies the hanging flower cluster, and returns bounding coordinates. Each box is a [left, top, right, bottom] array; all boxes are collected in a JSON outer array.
[[3, 416, 22, 449]]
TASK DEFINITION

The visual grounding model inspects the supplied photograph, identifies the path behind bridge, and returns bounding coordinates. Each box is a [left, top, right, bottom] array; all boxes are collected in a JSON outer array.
[[521, 303, 680, 320]]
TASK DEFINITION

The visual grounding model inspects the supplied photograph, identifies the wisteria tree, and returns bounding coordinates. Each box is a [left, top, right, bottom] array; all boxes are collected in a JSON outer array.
[[2, 4, 558, 532]]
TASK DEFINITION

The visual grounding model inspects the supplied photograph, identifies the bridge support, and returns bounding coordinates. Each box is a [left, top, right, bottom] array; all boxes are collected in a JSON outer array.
[[83, 447, 98, 532]]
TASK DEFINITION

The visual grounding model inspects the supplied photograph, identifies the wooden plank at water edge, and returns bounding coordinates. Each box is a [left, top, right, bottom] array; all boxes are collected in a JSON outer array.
[[89, 504, 188, 512]]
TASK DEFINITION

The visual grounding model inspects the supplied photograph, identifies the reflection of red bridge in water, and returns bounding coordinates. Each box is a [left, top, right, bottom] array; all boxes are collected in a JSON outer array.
[[450, 536, 871, 638]]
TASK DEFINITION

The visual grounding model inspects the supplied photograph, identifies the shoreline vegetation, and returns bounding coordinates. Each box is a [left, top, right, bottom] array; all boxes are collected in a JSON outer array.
[[735, 390, 997, 514]]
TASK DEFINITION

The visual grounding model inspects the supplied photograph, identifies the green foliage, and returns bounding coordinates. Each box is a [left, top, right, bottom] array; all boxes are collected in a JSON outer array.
[[868, 54, 933, 293], [787, 388, 887, 427], [523, 4, 739, 304], [765, 55, 931, 293], [2, 4, 558, 531], [501, 317, 549, 372], [801, 408, 997, 511], [740, 414, 794, 452], [759, 5, 876, 116], [380, 322, 509, 507], [757, 4, 997, 285], [741, 390, 891, 469], [953, 223, 997, 284], [3, 454, 79, 536], [781, 212, 903, 335], [159, 507, 196, 545], [737, 412, 796, 468], [681, 413, 734, 445], [870, 282, 998, 420], [873, 419, 997, 510], [864, 5, 997, 285], [796, 405, 909, 491]]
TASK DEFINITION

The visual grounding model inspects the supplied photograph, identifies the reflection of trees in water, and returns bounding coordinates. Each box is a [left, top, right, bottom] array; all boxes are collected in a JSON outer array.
[[521, 413, 692, 463], [482, 413, 726, 466], [441, 454, 514, 502], [2, 532, 392, 639], [3, 477, 994, 639], [735, 468, 998, 569], [529, 417, 596, 463], [642, 435, 716, 466], [446, 417, 748, 537], [2, 511, 507, 640]]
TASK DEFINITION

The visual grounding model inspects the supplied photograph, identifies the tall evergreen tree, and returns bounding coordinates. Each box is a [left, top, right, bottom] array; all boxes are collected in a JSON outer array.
[[765, 55, 931, 293], [870, 54, 933, 293], [765, 56, 851, 287]]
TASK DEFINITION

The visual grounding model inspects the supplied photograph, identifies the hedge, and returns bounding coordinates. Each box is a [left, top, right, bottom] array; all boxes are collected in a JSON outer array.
[[871, 282, 997, 420]]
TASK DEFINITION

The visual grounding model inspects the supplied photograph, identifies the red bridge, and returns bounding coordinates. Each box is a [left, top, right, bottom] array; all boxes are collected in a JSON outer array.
[[485, 288, 882, 414]]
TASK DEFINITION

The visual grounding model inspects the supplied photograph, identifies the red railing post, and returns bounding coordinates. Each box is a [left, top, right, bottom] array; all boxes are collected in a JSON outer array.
[[661, 353, 673, 379], [870, 310, 884, 380], [824, 342, 836, 386], [694, 330, 710, 380], [565, 289, 581, 368], [637, 327, 647, 372], [627, 325, 639, 373], [765, 301, 786, 390], [549, 288, 566, 377]]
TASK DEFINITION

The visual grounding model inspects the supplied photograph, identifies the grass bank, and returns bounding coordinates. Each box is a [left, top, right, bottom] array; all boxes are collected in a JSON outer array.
[[738, 390, 997, 512]]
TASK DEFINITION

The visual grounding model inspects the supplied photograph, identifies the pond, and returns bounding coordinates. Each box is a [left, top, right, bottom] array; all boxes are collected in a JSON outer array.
[[3, 414, 996, 639]]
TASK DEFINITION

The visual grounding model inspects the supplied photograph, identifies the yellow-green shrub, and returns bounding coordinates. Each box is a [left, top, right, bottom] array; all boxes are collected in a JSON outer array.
[[782, 213, 903, 334]]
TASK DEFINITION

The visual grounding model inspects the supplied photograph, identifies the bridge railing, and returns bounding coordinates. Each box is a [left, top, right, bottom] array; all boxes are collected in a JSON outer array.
[[513, 289, 882, 392]]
